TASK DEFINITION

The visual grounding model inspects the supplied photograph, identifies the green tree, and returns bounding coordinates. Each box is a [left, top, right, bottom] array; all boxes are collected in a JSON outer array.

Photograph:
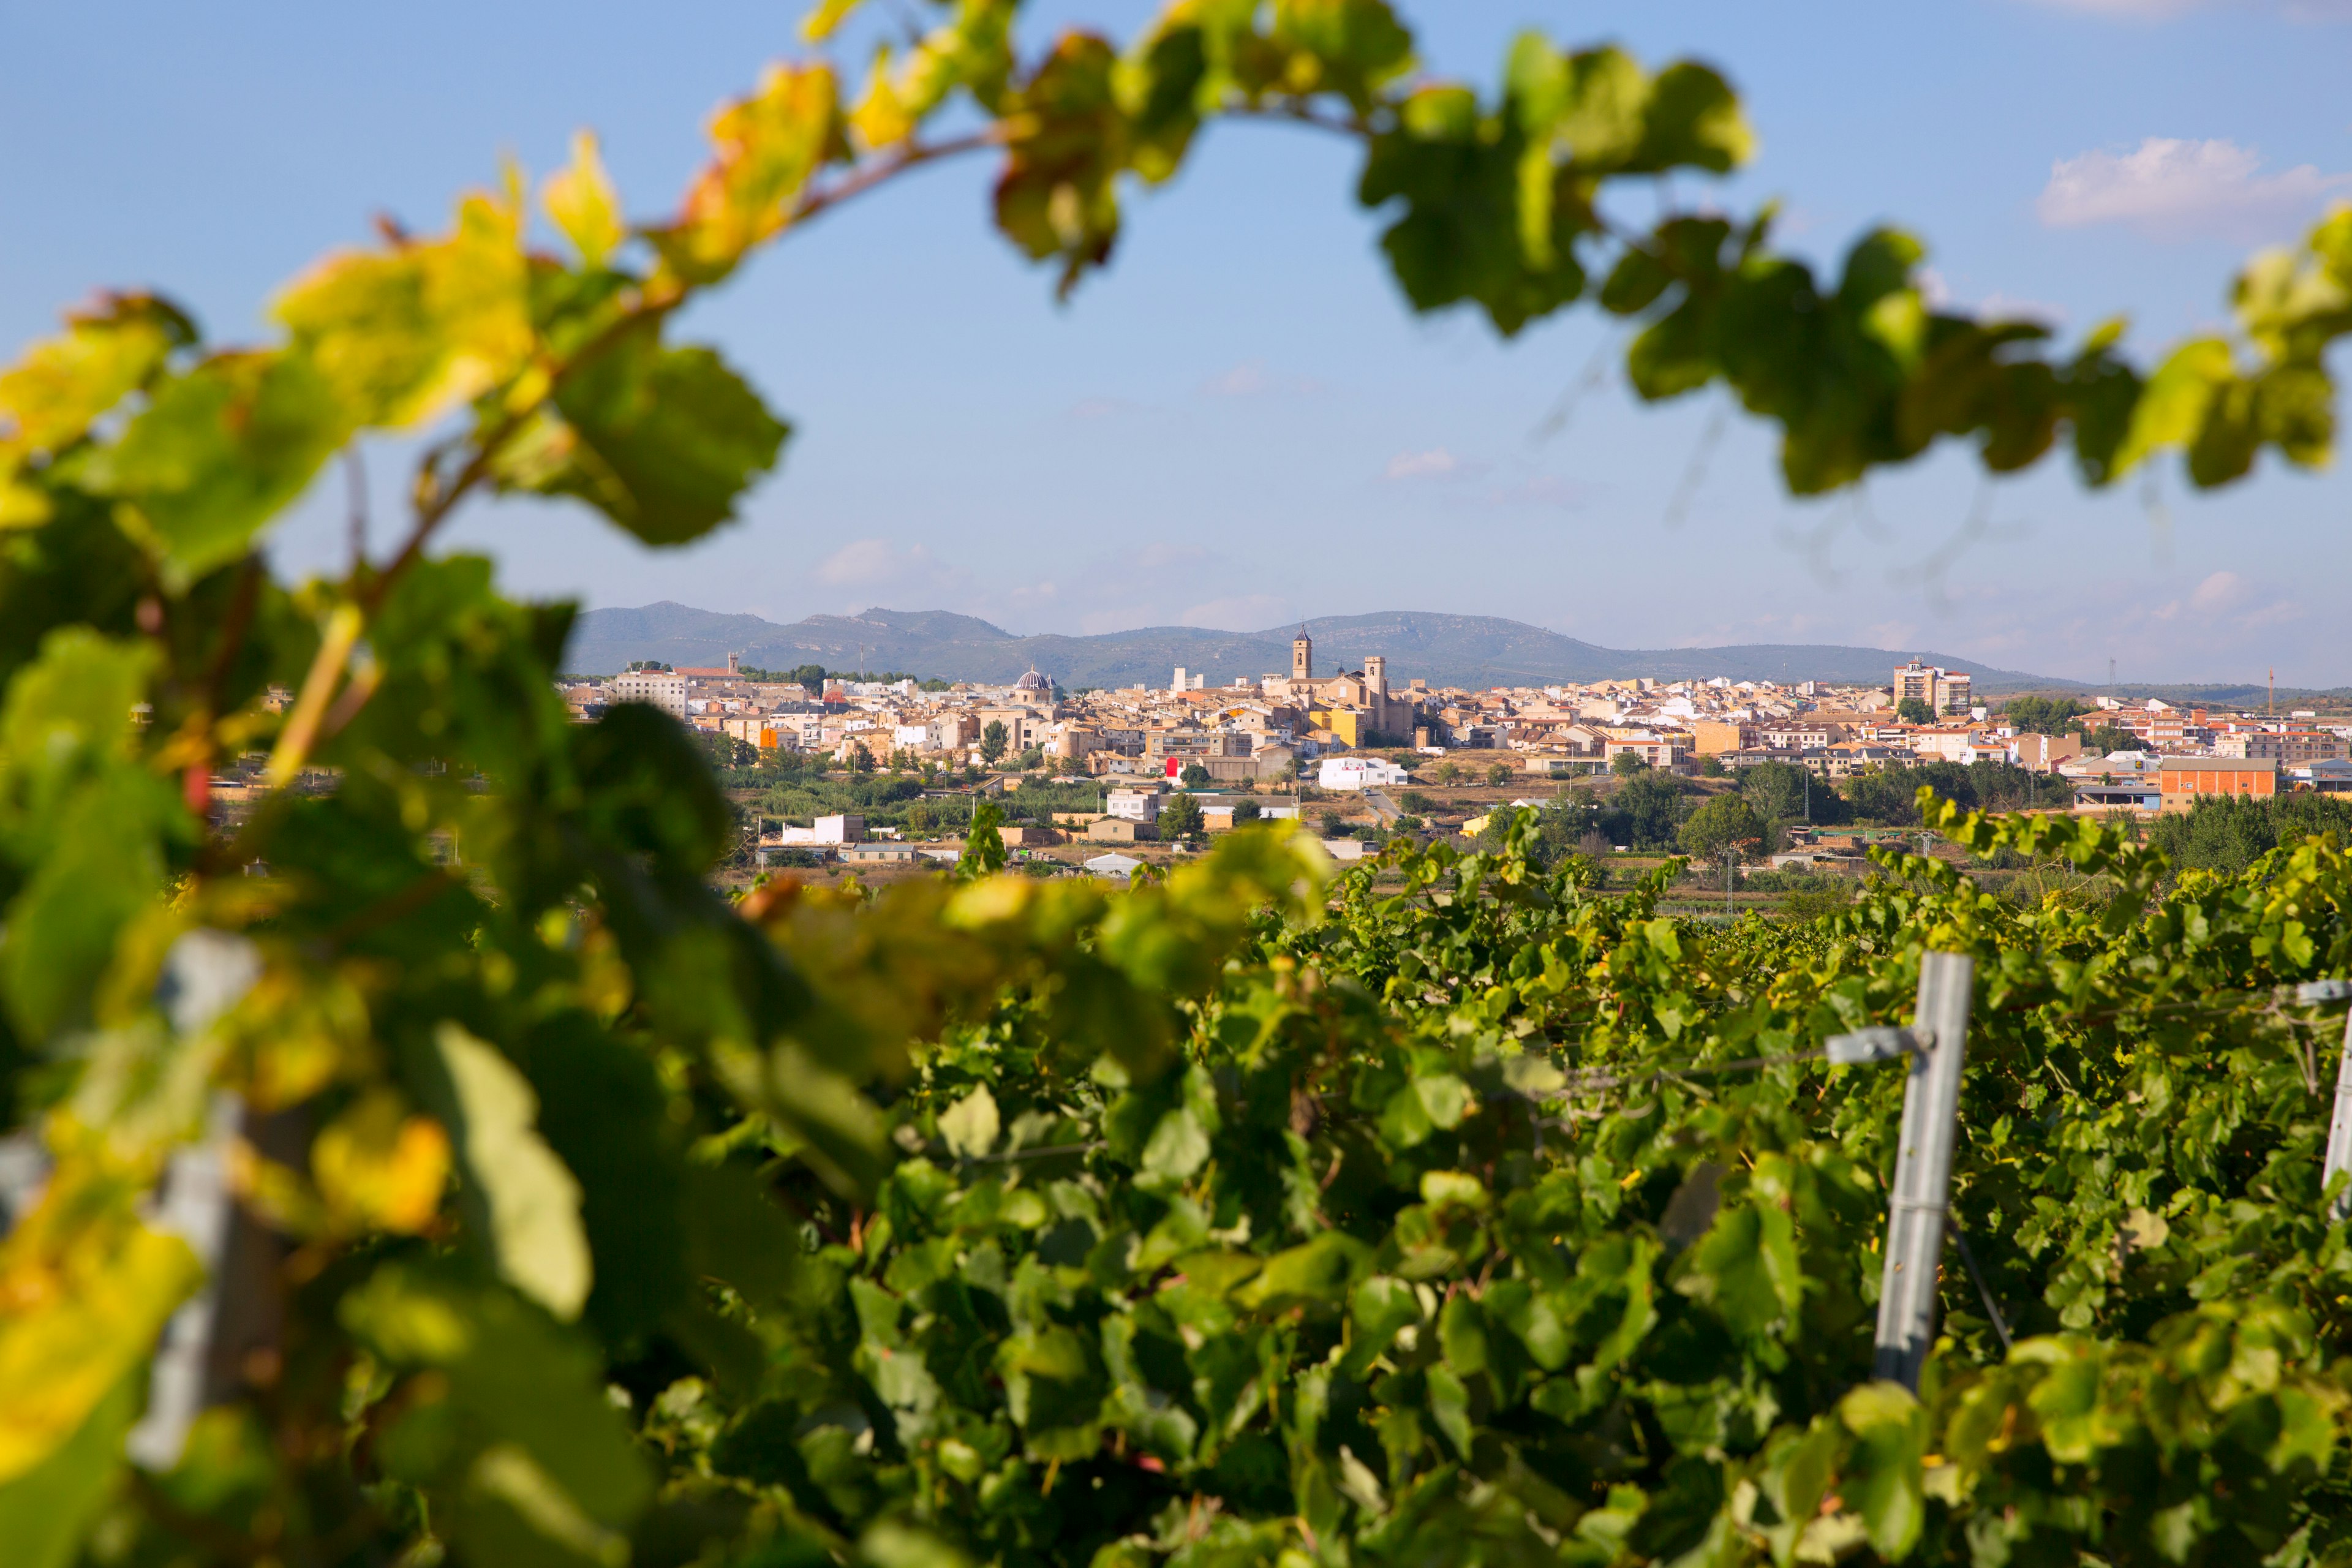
[[1896, 695, 1936, 725], [1179, 761, 1212, 788], [1599, 768, 1688, 850], [1741, 758, 1811, 824], [1843, 764, 1923, 824], [979, 718, 1009, 764], [1679, 793, 1765, 861], [2083, 723, 2139, 753], [2144, 792, 2352, 875], [1231, 797, 1261, 823], [1485, 761, 1513, 786], [1611, 748, 1649, 777], [2000, 695, 2087, 735], [956, 796, 1006, 878], [1158, 791, 1204, 841]]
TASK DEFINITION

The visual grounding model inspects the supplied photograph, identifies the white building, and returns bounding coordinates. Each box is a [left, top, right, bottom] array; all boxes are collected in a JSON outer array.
[[773, 813, 866, 847], [1106, 787, 1164, 823], [606, 668, 686, 718], [1318, 757, 1409, 790]]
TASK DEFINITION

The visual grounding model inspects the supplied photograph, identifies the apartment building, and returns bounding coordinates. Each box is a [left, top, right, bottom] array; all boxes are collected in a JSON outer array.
[[1892, 660, 1972, 715], [2215, 728, 2346, 764]]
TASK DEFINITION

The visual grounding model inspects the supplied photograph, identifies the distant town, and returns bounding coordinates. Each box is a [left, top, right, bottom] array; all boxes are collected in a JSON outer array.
[[553, 631, 2351, 876]]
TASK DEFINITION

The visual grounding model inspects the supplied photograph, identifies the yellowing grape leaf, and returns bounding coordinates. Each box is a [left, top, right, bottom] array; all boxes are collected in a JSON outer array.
[[0, 293, 194, 461], [655, 62, 840, 284], [274, 192, 533, 429], [543, 132, 625, 269], [314, 1091, 451, 1235], [0, 1186, 202, 1484]]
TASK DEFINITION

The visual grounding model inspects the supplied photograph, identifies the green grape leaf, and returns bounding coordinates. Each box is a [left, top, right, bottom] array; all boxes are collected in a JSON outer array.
[[0, 1373, 137, 1568], [428, 1022, 594, 1322], [1630, 62, 1754, 174], [500, 322, 789, 546], [521, 1014, 690, 1343], [0, 630, 178, 1042], [1235, 1231, 1370, 1311], [937, 1083, 1001, 1158], [341, 1261, 650, 1566], [993, 34, 1125, 298], [1837, 1382, 1925, 1559], [1673, 1198, 1801, 1338], [2113, 337, 2232, 477], [77, 349, 349, 590], [1268, 0, 1414, 109]]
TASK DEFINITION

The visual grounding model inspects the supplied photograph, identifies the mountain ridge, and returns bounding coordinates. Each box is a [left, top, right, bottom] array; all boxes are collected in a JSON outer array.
[[562, 601, 2106, 694]]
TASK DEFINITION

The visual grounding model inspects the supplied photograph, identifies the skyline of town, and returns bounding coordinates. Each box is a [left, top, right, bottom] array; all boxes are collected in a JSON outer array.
[[556, 634, 2352, 865]]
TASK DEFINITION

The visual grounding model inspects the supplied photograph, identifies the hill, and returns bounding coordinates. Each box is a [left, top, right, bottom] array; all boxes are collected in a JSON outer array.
[[561, 603, 2097, 693]]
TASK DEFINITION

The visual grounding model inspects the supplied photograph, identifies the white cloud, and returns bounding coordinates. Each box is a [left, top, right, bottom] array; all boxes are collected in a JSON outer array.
[[2189, 569, 2248, 613], [1198, 360, 1324, 398], [2037, 137, 2350, 240], [1918, 267, 2066, 326], [1384, 448, 1474, 481]]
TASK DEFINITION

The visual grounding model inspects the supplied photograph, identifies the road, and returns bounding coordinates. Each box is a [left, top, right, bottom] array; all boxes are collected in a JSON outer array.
[[1362, 788, 1403, 827]]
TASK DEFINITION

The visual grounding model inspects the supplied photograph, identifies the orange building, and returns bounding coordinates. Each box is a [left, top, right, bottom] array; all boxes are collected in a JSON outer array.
[[2158, 756, 2277, 809]]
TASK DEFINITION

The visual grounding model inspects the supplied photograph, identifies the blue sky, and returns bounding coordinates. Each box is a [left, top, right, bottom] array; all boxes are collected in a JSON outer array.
[[4, 0, 2348, 684]]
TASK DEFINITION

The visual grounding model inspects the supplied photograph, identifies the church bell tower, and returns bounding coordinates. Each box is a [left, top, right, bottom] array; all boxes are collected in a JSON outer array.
[[1292, 626, 1313, 685]]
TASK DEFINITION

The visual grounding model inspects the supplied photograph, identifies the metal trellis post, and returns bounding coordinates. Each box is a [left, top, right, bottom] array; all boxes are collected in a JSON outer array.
[[1871, 950, 1974, 1391], [2309, 979, 2352, 1221]]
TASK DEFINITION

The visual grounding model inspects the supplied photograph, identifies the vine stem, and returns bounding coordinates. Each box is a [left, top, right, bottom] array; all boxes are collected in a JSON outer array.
[[265, 126, 1011, 785]]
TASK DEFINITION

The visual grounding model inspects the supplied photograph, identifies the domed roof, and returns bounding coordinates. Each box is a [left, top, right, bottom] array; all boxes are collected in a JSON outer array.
[[1016, 666, 1051, 693]]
